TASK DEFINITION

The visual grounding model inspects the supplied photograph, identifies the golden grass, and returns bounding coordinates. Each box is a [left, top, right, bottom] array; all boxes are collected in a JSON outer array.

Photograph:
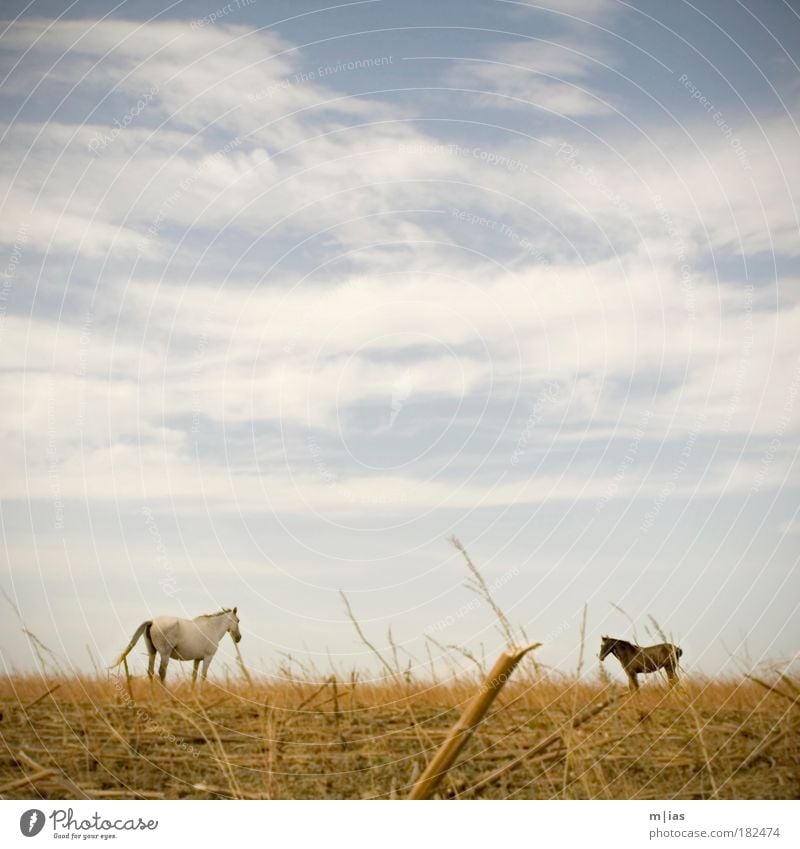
[[1, 669, 797, 800]]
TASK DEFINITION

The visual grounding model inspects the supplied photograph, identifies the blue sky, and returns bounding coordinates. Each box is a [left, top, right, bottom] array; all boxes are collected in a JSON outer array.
[[1, 0, 798, 682]]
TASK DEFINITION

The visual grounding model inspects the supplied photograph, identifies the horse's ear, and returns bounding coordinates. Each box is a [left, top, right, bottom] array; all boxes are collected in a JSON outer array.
[[233, 606, 237, 614]]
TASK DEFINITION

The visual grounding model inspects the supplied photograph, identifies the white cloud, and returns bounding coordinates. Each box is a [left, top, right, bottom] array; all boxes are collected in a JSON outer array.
[[444, 40, 615, 116], [2, 248, 797, 516]]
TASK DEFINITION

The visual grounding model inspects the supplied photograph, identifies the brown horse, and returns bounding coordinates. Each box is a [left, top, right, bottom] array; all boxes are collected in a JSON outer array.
[[599, 636, 682, 691]]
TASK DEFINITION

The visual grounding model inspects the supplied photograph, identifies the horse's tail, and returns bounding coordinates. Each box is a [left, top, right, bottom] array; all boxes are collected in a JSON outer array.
[[675, 646, 683, 659], [109, 621, 153, 668]]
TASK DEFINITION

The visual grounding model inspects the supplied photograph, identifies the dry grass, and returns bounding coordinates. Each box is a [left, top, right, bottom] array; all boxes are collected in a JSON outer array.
[[2, 550, 796, 800], [1, 669, 797, 800]]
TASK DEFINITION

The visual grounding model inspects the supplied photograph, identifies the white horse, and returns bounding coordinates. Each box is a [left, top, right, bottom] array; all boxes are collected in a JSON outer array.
[[112, 608, 241, 685]]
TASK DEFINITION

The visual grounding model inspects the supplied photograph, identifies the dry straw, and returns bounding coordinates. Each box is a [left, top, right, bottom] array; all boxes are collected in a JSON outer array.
[[1, 570, 798, 800]]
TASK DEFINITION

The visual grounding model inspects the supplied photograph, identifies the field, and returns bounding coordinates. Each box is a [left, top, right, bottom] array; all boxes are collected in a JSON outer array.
[[1, 667, 797, 800]]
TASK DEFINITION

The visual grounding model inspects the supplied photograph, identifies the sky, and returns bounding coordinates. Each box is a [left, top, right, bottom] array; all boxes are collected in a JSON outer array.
[[0, 0, 798, 683]]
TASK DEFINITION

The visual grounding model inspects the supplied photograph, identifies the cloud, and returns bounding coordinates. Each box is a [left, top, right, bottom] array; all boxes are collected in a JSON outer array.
[[1, 16, 797, 527], [443, 39, 615, 116], [0, 19, 402, 258], [2, 247, 797, 519]]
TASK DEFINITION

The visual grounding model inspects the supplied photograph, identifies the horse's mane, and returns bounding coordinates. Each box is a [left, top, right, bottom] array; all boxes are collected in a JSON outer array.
[[195, 608, 233, 620], [608, 637, 636, 650]]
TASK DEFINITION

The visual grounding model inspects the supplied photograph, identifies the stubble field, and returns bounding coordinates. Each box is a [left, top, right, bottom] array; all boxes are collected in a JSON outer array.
[[1, 669, 797, 800]]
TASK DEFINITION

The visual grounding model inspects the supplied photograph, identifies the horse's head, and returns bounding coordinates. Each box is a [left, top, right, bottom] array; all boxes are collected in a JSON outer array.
[[599, 635, 615, 661], [226, 606, 242, 643]]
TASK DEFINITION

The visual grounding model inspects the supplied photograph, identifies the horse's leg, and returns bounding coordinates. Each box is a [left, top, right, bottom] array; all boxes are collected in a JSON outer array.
[[201, 654, 213, 681], [192, 659, 200, 688], [147, 650, 155, 680], [627, 670, 639, 692], [158, 653, 169, 684]]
